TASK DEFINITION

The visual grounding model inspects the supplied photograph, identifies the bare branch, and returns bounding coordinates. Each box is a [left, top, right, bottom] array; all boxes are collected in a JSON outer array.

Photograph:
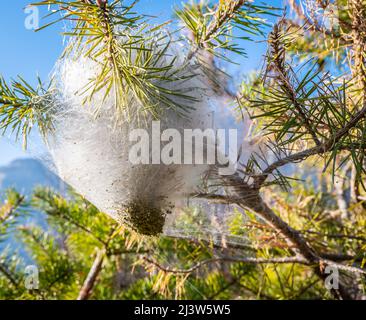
[[143, 255, 308, 275], [323, 259, 366, 275], [305, 230, 366, 242], [77, 248, 105, 300], [254, 103, 366, 188]]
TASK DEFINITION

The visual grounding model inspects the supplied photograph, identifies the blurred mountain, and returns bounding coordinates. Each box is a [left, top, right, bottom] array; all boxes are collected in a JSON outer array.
[[0, 158, 64, 195], [0, 158, 65, 259]]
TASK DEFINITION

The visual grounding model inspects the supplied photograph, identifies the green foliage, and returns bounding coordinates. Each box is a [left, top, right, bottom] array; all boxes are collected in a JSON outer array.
[[0, 77, 54, 148], [175, 0, 279, 62], [0, 190, 26, 241], [239, 19, 366, 188], [31, 0, 198, 119], [1, 182, 362, 300]]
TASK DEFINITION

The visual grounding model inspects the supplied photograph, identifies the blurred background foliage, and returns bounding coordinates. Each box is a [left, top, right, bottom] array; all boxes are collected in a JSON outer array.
[[0, 174, 364, 300]]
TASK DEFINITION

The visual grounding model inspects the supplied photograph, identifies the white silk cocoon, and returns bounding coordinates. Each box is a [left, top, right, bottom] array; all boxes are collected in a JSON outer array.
[[44, 38, 252, 235]]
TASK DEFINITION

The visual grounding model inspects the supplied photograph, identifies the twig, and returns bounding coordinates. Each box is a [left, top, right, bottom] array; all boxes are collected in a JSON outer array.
[[323, 259, 366, 275], [204, 0, 249, 43], [305, 230, 366, 242], [268, 21, 322, 146], [318, 253, 358, 262], [143, 255, 308, 275], [77, 248, 106, 300], [0, 263, 19, 288], [0, 195, 25, 222], [254, 103, 366, 188], [187, 0, 250, 60], [77, 226, 118, 300], [165, 233, 256, 252]]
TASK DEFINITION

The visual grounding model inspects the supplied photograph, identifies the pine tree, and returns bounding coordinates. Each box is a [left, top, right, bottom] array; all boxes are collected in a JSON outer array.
[[0, 0, 366, 300]]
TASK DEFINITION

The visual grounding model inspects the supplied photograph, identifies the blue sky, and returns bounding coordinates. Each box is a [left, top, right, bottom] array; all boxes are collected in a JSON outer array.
[[0, 0, 282, 166]]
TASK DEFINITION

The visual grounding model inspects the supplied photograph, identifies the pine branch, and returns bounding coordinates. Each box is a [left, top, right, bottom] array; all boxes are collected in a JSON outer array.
[[238, 282, 275, 300], [0, 195, 25, 223], [178, 0, 277, 61], [207, 276, 241, 300], [192, 193, 236, 204], [165, 232, 256, 252], [51, 210, 108, 246], [319, 253, 362, 262], [142, 255, 308, 275], [77, 248, 105, 300], [1, 191, 26, 241], [349, 0, 366, 95], [32, 0, 196, 119], [77, 226, 119, 300], [0, 76, 54, 149], [0, 263, 19, 288], [323, 259, 366, 275], [304, 230, 366, 243], [253, 103, 366, 188], [267, 21, 321, 146], [32, 191, 108, 246], [200, 173, 354, 299], [204, 0, 248, 43]]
